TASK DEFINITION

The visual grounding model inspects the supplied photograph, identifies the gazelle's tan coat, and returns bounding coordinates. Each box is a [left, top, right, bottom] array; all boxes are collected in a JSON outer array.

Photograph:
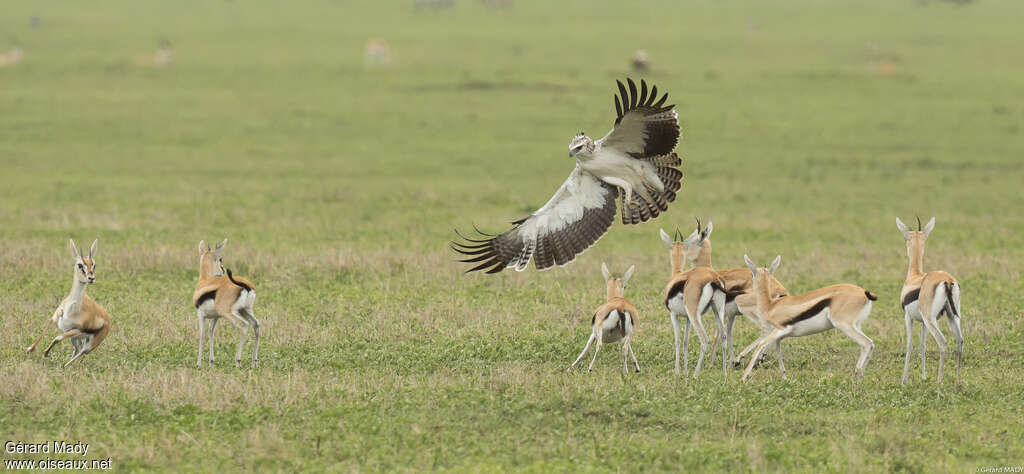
[[26, 239, 111, 368], [194, 239, 260, 368], [896, 217, 963, 384], [660, 226, 727, 377], [741, 255, 876, 381], [569, 263, 641, 374]]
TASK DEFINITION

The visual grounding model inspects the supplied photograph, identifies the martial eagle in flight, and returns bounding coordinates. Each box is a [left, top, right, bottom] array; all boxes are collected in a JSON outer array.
[[453, 78, 683, 273]]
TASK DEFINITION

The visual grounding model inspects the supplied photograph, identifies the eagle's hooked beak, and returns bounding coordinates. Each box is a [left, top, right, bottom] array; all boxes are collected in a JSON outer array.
[[569, 148, 579, 157]]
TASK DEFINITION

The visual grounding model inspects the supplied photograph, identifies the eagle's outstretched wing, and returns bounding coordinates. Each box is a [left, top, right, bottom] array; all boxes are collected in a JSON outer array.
[[596, 78, 679, 159], [452, 167, 618, 273]]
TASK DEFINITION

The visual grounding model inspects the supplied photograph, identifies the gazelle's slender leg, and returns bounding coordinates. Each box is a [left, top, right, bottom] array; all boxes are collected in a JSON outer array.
[[26, 313, 57, 353], [734, 325, 770, 367], [726, 311, 738, 367], [669, 311, 682, 374], [43, 329, 83, 357], [196, 310, 206, 368], [835, 322, 874, 377], [949, 314, 964, 379], [688, 308, 710, 379], [742, 328, 785, 381], [207, 317, 218, 364], [710, 296, 728, 377], [587, 331, 604, 372], [919, 323, 927, 379], [621, 333, 631, 375], [63, 340, 92, 369], [234, 317, 250, 368], [239, 309, 260, 367], [682, 316, 691, 375], [775, 340, 785, 379], [570, 333, 596, 370], [902, 311, 914, 385], [628, 342, 641, 373], [923, 307, 948, 383]]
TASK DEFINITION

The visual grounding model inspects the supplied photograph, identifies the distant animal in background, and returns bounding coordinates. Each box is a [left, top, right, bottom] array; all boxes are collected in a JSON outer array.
[[660, 225, 728, 377], [453, 78, 683, 273], [364, 39, 393, 68], [570, 263, 641, 374], [136, 38, 172, 68], [740, 255, 876, 381], [631, 49, 650, 72], [193, 239, 261, 368], [26, 239, 111, 368], [896, 217, 963, 384], [0, 45, 24, 67]]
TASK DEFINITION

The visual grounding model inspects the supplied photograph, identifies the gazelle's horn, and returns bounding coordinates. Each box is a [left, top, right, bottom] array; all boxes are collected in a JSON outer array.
[[695, 217, 701, 233], [675, 228, 682, 242], [916, 215, 922, 231]]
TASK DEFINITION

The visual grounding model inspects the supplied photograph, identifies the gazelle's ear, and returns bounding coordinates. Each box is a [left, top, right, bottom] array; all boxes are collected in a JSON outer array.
[[659, 229, 673, 248], [744, 254, 757, 274], [923, 217, 936, 238], [769, 255, 782, 275], [198, 240, 207, 255], [89, 239, 98, 259], [622, 265, 636, 286], [895, 217, 909, 240], [69, 239, 80, 260], [215, 238, 227, 252], [601, 262, 611, 282], [685, 228, 699, 243], [700, 221, 713, 241]]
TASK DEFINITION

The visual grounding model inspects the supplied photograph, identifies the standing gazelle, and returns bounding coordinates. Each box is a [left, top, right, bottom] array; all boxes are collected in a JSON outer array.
[[660, 225, 728, 377], [569, 263, 641, 374], [896, 217, 963, 384], [741, 255, 876, 382], [26, 239, 111, 368], [193, 239, 260, 368]]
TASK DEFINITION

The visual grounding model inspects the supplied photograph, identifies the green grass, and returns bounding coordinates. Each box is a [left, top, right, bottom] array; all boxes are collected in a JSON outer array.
[[2, 0, 1023, 471]]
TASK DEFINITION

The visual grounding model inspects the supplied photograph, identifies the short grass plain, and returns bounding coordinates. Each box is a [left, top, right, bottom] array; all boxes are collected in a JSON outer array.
[[2, 0, 1023, 471]]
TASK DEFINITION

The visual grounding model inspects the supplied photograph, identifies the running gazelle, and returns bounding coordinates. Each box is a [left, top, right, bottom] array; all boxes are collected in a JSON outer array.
[[569, 263, 641, 374], [660, 225, 728, 377], [896, 217, 963, 384], [26, 239, 111, 368], [741, 255, 877, 381], [668, 220, 791, 370], [193, 239, 261, 368]]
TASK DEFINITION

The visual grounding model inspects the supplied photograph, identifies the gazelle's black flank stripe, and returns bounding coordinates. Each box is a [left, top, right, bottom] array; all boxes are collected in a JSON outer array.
[[901, 288, 920, 308], [195, 290, 216, 308], [665, 280, 685, 309], [782, 298, 831, 326]]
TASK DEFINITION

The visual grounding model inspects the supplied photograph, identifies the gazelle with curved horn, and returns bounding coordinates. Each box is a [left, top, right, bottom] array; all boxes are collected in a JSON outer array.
[[26, 239, 111, 368], [193, 239, 261, 368], [673, 219, 791, 370], [896, 216, 963, 384], [660, 223, 728, 377], [569, 263, 641, 374], [740, 255, 876, 381]]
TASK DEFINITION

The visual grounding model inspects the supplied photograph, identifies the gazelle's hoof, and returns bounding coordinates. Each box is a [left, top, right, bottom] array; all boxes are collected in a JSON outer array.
[[634, 368, 641, 373], [26, 346, 35, 353]]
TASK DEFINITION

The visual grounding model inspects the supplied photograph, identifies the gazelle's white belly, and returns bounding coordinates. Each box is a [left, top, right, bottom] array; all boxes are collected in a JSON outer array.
[[904, 300, 922, 322], [57, 303, 80, 332], [787, 310, 833, 337]]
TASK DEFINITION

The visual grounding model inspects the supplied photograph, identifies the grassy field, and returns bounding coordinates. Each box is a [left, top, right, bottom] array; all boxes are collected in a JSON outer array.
[[2, 0, 1023, 471]]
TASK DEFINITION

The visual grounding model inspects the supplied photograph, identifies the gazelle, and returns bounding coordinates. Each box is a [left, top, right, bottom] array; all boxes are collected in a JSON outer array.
[[193, 239, 260, 368], [569, 263, 641, 374], [660, 225, 728, 377], [136, 38, 172, 68], [896, 217, 963, 384], [741, 255, 876, 381], [669, 220, 790, 369], [26, 239, 111, 368]]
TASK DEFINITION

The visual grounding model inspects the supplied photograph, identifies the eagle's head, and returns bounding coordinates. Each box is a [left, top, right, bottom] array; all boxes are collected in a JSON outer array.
[[568, 132, 595, 158]]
